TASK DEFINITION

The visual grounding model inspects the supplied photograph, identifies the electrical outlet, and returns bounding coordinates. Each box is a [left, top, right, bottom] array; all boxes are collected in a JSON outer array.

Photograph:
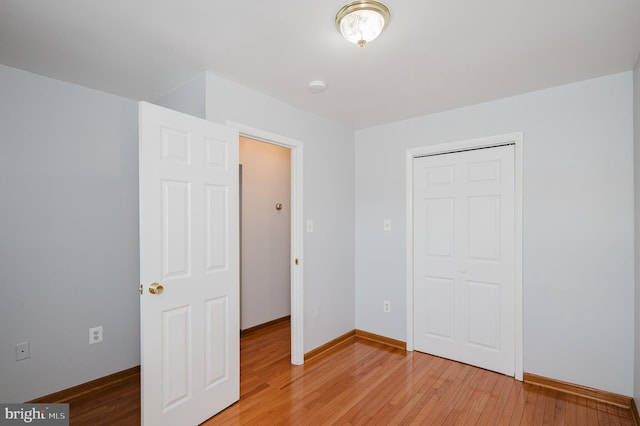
[[89, 326, 103, 344], [16, 342, 30, 361], [383, 300, 391, 313], [307, 219, 314, 233], [314, 304, 320, 317]]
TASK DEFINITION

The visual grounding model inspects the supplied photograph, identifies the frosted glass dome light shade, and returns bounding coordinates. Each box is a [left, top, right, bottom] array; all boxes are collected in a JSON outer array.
[[336, 1, 390, 47]]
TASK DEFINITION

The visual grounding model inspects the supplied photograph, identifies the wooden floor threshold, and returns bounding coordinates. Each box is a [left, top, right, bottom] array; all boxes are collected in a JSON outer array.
[[524, 372, 633, 409], [27, 366, 140, 405]]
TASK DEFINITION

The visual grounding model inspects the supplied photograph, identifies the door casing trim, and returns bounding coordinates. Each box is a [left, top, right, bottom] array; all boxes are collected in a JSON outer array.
[[227, 121, 305, 365], [405, 132, 523, 380]]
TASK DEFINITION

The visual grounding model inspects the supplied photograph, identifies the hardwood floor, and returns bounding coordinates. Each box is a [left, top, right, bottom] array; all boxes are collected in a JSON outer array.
[[67, 320, 634, 425]]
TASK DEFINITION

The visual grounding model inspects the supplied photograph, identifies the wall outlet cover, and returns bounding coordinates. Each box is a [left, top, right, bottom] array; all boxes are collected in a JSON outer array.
[[89, 326, 103, 344], [16, 342, 30, 361]]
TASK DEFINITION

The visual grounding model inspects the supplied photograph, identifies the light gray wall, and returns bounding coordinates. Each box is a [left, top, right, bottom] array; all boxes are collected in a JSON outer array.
[[240, 137, 291, 329], [0, 65, 140, 402], [1, 60, 633, 403], [633, 57, 640, 407], [153, 73, 206, 119], [355, 72, 635, 396], [205, 73, 356, 352]]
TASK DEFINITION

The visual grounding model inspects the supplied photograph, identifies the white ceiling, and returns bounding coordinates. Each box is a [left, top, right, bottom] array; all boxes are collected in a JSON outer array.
[[1, 0, 639, 129]]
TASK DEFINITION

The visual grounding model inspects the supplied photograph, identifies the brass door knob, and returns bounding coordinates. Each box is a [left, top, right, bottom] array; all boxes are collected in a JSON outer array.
[[149, 282, 164, 295]]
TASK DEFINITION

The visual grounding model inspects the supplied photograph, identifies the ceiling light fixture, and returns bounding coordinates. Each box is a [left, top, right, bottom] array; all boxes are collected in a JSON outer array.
[[335, 0, 390, 47]]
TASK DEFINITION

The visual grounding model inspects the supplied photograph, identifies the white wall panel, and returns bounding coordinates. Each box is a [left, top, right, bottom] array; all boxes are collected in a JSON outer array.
[[467, 196, 500, 261], [0, 64, 139, 403], [425, 276, 455, 339], [162, 181, 191, 279], [205, 74, 355, 351], [204, 138, 228, 170], [162, 128, 191, 164], [205, 297, 228, 388], [205, 184, 228, 272], [425, 198, 454, 257], [632, 57, 640, 407], [154, 73, 206, 119], [466, 281, 500, 349], [162, 306, 192, 410]]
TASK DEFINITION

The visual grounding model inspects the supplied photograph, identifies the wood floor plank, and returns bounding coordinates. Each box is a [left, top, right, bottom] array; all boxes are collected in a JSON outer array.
[[553, 393, 567, 425], [533, 387, 550, 423], [410, 361, 469, 424], [503, 382, 527, 425], [385, 352, 450, 423], [519, 384, 541, 424], [457, 368, 498, 426], [480, 369, 508, 421], [576, 392, 589, 425], [41, 321, 635, 425], [564, 393, 579, 426]]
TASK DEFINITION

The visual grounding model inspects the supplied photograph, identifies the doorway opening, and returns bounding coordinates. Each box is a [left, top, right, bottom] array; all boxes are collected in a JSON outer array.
[[239, 137, 291, 336], [229, 122, 304, 365]]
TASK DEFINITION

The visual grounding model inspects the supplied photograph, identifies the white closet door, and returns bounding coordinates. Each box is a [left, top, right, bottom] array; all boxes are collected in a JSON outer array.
[[413, 145, 515, 376]]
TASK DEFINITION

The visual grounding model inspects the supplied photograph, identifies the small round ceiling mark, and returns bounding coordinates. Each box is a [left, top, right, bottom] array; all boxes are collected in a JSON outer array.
[[308, 80, 327, 93]]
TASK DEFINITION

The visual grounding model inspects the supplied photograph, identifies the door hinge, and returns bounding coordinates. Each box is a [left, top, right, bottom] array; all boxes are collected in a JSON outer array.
[[139, 284, 143, 295]]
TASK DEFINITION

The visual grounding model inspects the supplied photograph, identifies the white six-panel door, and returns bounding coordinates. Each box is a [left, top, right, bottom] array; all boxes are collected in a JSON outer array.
[[139, 102, 239, 425], [413, 145, 515, 376]]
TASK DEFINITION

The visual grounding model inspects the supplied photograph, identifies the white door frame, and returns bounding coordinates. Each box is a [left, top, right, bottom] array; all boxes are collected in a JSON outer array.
[[227, 122, 304, 365], [405, 132, 523, 380]]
